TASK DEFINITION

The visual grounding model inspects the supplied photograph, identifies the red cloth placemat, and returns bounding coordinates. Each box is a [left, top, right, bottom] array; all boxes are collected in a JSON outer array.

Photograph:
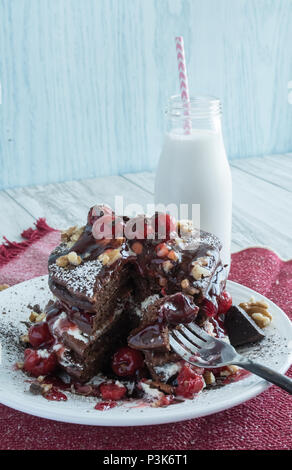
[[0, 222, 291, 450]]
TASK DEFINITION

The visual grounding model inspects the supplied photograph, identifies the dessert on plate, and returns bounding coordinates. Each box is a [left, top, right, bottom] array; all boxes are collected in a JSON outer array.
[[18, 205, 272, 407]]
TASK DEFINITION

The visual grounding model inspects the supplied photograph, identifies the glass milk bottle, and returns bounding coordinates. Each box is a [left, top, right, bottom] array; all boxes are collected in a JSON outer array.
[[155, 95, 232, 268]]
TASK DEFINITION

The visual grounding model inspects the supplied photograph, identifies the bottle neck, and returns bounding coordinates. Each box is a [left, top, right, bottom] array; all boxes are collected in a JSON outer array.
[[165, 95, 223, 135]]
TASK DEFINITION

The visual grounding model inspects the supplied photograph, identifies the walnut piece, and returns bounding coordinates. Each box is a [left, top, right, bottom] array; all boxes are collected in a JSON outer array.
[[180, 278, 199, 295], [20, 334, 30, 344], [239, 297, 272, 328], [29, 311, 46, 323], [220, 365, 239, 377], [250, 312, 271, 328], [56, 251, 82, 268], [181, 279, 190, 289], [178, 219, 193, 234], [56, 255, 69, 267], [204, 370, 216, 385], [61, 226, 84, 245], [35, 312, 46, 322], [98, 248, 122, 266], [190, 257, 210, 280], [67, 251, 82, 266], [162, 260, 173, 273], [0, 284, 10, 291]]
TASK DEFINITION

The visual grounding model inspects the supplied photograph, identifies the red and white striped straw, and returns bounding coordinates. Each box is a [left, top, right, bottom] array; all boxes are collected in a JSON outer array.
[[175, 36, 192, 134]]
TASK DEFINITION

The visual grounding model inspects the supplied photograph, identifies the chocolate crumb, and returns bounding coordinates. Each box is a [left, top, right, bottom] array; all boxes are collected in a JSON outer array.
[[29, 382, 43, 395], [27, 303, 42, 314]]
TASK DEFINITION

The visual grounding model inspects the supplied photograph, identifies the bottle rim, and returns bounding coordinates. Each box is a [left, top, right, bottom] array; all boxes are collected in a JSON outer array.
[[166, 95, 221, 119]]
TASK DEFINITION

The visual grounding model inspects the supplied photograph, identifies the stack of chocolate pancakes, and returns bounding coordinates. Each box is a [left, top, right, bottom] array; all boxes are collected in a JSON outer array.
[[46, 205, 227, 385]]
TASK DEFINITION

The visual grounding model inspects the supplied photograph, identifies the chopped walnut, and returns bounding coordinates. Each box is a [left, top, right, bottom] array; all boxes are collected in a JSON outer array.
[[162, 260, 173, 273], [41, 383, 53, 393], [29, 311, 40, 322], [196, 257, 208, 266], [98, 252, 110, 265], [180, 278, 199, 295], [20, 334, 30, 344], [227, 365, 239, 374], [220, 365, 239, 377], [61, 226, 84, 245], [56, 255, 69, 267], [0, 284, 10, 291], [178, 219, 193, 235], [250, 312, 271, 328], [29, 311, 46, 323], [191, 262, 210, 280], [35, 312, 46, 322], [204, 370, 216, 385], [98, 248, 122, 266], [56, 251, 82, 268], [239, 298, 272, 328], [181, 279, 190, 289], [61, 225, 77, 241], [67, 251, 82, 266]]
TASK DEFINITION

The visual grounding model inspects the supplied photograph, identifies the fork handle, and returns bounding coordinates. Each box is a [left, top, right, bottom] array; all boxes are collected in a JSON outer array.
[[235, 358, 292, 394]]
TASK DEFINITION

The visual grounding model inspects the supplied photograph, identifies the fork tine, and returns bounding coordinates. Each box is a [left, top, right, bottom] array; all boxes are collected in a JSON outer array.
[[171, 329, 201, 355], [188, 322, 212, 341], [169, 335, 194, 362], [179, 324, 206, 347]]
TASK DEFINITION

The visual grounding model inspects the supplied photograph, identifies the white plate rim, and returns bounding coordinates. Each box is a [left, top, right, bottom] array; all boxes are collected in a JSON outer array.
[[0, 276, 291, 427]]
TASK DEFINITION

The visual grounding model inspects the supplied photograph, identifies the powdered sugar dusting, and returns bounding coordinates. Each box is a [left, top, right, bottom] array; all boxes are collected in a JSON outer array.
[[50, 260, 103, 298], [154, 362, 182, 381]]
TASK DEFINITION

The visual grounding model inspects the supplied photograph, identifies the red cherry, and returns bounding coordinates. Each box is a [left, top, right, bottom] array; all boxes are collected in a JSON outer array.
[[28, 322, 53, 348], [88, 205, 113, 225], [200, 299, 217, 318], [23, 348, 57, 377], [208, 366, 227, 377], [152, 212, 176, 240], [112, 346, 144, 377], [95, 401, 118, 411], [92, 214, 115, 240], [158, 292, 199, 325], [92, 214, 124, 240], [155, 242, 169, 258], [43, 387, 67, 401], [124, 216, 154, 240], [176, 363, 205, 398], [218, 291, 233, 314], [222, 369, 251, 384], [158, 395, 177, 407], [99, 383, 127, 401]]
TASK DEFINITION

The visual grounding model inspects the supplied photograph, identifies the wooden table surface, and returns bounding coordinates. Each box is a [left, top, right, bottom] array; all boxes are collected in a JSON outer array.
[[1, 153, 291, 259]]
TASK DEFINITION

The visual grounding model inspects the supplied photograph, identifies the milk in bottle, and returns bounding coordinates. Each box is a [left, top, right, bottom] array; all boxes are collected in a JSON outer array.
[[155, 96, 232, 268]]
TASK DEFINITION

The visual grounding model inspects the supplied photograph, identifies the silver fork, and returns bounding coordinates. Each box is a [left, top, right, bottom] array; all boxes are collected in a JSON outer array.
[[169, 322, 292, 394]]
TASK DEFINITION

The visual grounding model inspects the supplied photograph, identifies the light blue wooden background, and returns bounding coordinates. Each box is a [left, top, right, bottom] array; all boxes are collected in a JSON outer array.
[[1, 0, 292, 190]]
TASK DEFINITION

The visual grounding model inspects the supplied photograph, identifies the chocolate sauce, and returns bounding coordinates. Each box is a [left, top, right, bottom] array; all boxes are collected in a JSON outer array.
[[158, 293, 199, 325], [128, 323, 166, 351], [49, 208, 225, 313]]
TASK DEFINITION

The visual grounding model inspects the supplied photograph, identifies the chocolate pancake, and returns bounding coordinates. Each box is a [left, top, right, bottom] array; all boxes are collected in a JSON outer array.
[[44, 205, 227, 382]]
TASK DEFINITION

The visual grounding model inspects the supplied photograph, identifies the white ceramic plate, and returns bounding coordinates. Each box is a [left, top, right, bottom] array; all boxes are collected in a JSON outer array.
[[0, 276, 291, 426]]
